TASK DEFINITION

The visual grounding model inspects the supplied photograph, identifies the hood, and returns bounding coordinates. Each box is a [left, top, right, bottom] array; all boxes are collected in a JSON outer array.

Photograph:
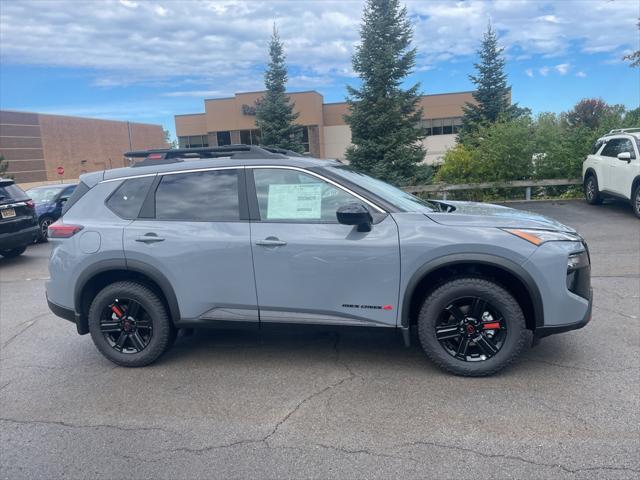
[[425, 201, 575, 232]]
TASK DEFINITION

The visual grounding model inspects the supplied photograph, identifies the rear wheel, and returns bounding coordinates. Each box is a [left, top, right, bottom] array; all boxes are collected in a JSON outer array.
[[584, 175, 603, 205], [0, 246, 27, 258], [38, 217, 55, 242], [88, 281, 175, 367], [417, 278, 531, 377], [632, 184, 640, 219]]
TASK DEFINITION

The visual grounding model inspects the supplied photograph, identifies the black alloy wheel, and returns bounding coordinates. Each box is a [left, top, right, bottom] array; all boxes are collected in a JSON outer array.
[[39, 217, 54, 241], [435, 296, 507, 362], [101, 298, 153, 354]]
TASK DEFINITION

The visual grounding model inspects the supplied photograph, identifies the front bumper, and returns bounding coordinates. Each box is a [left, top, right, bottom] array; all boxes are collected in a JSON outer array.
[[535, 287, 593, 338], [0, 225, 39, 250]]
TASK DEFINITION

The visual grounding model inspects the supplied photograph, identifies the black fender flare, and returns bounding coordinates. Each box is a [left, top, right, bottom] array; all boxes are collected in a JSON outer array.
[[583, 168, 597, 185], [400, 253, 544, 329], [74, 258, 181, 324], [631, 176, 640, 199]]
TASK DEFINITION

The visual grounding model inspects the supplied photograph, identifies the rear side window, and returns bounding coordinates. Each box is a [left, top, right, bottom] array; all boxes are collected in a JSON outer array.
[[62, 181, 90, 215], [106, 176, 155, 219], [591, 140, 604, 154], [0, 182, 27, 202], [155, 170, 240, 221]]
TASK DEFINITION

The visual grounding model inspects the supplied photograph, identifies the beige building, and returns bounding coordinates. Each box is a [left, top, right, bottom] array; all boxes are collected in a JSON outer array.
[[175, 90, 475, 165], [0, 110, 167, 185]]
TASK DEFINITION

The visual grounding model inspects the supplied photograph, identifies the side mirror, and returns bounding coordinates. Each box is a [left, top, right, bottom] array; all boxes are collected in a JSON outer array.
[[617, 152, 631, 161], [59, 197, 68, 205], [337, 203, 373, 232]]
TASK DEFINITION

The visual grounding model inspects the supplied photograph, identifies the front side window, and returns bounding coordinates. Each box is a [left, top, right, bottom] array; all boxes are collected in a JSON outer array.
[[155, 170, 239, 221], [107, 176, 155, 219], [600, 139, 622, 157], [619, 138, 636, 158], [253, 168, 358, 222]]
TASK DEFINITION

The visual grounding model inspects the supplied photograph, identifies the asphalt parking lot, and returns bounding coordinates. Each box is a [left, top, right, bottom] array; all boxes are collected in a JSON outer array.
[[1, 199, 638, 479]]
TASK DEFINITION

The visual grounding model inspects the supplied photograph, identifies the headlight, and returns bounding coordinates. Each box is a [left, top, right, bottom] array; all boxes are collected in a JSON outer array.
[[503, 228, 582, 246]]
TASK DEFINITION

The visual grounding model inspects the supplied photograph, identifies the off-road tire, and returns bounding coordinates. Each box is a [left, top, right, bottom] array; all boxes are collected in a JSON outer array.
[[417, 277, 531, 377], [88, 281, 174, 367]]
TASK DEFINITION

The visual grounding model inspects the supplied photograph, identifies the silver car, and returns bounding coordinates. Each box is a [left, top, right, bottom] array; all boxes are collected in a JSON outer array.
[[46, 145, 592, 376]]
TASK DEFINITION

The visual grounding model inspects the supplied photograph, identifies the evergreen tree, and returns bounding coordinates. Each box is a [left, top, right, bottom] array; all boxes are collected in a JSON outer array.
[[0, 155, 9, 177], [459, 23, 524, 145], [255, 25, 303, 153], [345, 0, 425, 186]]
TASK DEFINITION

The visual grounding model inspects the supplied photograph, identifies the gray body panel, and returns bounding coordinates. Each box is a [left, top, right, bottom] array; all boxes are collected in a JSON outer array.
[[46, 154, 592, 340]]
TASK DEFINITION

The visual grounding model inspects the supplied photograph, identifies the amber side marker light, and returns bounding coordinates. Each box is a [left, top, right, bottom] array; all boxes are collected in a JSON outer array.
[[505, 229, 543, 246]]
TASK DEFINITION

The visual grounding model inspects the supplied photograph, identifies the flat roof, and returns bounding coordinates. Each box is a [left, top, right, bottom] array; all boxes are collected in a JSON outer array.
[[0, 109, 163, 128]]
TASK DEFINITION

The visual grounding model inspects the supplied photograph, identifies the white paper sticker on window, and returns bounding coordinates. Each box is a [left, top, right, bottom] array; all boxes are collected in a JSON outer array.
[[267, 184, 322, 219]]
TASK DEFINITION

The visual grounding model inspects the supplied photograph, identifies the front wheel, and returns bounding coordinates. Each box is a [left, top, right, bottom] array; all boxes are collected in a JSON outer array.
[[632, 184, 640, 219], [88, 281, 175, 367], [584, 175, 603, 205], [417, 278, 531, 376], [0, 246, 27, 258]]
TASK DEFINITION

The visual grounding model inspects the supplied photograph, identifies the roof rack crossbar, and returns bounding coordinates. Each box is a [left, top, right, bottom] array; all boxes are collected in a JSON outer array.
[[124, 144, 288, 167]]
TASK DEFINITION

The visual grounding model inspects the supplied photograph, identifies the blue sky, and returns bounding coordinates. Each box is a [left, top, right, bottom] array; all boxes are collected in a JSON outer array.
[[1, 0, 638, 140]]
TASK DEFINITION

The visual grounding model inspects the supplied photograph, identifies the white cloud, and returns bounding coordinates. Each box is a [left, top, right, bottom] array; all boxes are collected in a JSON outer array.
[[576, 71, 587, 78], [554, 63, 570, 75], [0, 0, 636, 90], [539, 66, 550, 76], [525, 68, 534, 77]]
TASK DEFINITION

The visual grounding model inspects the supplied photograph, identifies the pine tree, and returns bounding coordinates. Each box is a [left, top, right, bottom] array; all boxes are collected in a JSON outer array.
[[459, 23, 524, 145], [345, 0, 425, 186], [0, 155, 9, 178], [255, 25, 304, 153]]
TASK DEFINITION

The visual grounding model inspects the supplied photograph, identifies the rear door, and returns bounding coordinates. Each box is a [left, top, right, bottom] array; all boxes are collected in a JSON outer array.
[[599, 138, 623, 193], [122, 167, 258, 323], [248, 167, 400, 327]]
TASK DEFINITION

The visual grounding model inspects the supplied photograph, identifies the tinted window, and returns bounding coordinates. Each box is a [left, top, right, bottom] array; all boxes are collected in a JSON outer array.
[[107, 176, 155, 219], [0, 182, 27, 202], [60, 185, 77, 199], [619, 138, 636, 158], [601, 139, 622, 157], [62, 181, 90, 215], [253, 168, 357, 222], [155, 170, 239, 221]]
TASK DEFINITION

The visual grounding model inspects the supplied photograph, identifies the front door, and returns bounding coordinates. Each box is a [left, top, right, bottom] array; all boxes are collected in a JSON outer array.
[[248, 167, 400, 327], [123, 168, 258, 323], [607, 137, 637, 197]]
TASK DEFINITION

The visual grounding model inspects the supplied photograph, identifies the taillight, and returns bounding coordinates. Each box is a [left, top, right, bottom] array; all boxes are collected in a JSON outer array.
[[48, 220, 83, 238], [25, 200, 35, 208]]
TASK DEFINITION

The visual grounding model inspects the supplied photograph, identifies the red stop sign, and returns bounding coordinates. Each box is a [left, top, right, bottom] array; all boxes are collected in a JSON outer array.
[[57, 166, 64, 176]]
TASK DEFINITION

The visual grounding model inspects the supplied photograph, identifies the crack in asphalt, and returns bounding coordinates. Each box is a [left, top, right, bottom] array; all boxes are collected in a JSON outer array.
[[1, 312, 51, 349], [593, 304, 638, 320], [0, 417, 175, 435], [526, 358, 636, 374], [397, 439, 640, 475]]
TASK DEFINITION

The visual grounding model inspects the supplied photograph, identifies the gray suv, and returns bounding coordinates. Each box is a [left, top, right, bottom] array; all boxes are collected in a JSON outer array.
[[46, 145, 592, 376]]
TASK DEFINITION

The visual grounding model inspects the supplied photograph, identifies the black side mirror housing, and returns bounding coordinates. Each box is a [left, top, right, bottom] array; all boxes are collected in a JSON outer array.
[[336, 203, 373, 232]]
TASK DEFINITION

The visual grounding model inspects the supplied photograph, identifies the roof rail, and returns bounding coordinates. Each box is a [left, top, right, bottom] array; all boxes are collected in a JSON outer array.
[[606, 128, 640, 135], [124, 144, 287, 167], [260, 146, 306, 157]]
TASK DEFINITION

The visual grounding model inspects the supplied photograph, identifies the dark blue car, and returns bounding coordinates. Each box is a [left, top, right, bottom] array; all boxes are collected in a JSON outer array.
[[27, 183, 77, 241]]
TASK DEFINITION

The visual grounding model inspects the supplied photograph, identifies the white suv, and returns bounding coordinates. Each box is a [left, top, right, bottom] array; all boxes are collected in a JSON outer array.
[[582, 128, 640, 218]]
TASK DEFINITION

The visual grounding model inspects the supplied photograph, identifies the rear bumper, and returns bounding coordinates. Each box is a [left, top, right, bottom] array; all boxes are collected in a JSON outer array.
[[47, 296, 88, 335], [535, 288, 593, 338], [0, 225, 39, 250]]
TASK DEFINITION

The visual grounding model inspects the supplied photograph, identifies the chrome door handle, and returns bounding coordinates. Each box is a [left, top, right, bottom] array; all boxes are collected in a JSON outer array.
[[256, 237, 287, 247], [135, 234, 165, 244]]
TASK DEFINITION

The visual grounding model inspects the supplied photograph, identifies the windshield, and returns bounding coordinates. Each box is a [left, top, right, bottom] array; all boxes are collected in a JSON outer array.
[[27, 186, 65, 203], [322, 165, 438, 212]]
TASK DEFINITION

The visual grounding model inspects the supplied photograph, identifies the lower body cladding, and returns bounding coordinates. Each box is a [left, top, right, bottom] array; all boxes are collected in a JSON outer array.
[[0, 225, 39, 251]]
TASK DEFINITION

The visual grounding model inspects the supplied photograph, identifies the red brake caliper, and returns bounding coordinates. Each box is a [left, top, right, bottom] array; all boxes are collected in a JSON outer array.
[[111, 305, 124, 319], [483, 322, 501, 330]]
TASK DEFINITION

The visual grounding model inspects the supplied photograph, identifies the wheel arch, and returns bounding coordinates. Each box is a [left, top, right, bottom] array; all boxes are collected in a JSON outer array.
[[631, 176, 640, 199], [583, 167, 597, 184], [401, 254, 544, 332], [74, 259, 180, 334]]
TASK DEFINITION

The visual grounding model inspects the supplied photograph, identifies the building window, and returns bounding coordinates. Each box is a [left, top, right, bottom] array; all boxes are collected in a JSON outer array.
[[217, 131, 231, 146], [301, 126, 310, 153], [239, 129, 261, 145], [419, 117, 462, 137], [178, 135, 209, 148]]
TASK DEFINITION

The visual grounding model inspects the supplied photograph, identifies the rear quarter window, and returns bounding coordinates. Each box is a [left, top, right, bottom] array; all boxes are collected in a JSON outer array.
[[106, 176, 155, 219], [0, 182, 28, 202], [62, 181, 90, 215]]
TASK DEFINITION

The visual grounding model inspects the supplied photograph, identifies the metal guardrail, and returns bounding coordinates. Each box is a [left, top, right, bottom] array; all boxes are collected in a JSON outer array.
[[403, 178, 582, 200]]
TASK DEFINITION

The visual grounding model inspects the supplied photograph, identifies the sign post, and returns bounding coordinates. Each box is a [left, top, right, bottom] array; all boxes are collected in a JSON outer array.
[[57, 166, 64, 183]]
